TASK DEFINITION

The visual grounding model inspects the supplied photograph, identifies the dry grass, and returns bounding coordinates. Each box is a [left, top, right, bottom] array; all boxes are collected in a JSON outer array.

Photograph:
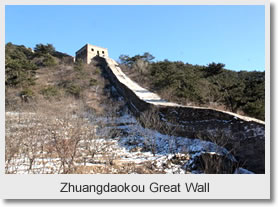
[[6, 60, 240, 174], [5, 101, 169, 174], [5, 61, 170, 174]]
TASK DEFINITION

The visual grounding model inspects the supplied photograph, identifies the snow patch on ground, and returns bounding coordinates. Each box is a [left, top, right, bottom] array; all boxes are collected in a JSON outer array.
[[6, 109, 237, 174]]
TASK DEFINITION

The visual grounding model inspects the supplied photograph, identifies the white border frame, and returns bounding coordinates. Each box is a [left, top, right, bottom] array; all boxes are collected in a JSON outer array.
[[0, 0, 270, 199]]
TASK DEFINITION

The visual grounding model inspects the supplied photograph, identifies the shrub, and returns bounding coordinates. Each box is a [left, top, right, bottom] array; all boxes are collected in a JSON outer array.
[[33, 43, 72, 66], [93, 68, 101, 75], [34, 43, 55, 56], [41, 54, 57, 67], [40, 86, 60, 99], [242, 100, 265, 120], [205, 62, 225, 77], [74, 60, 84, 71], [66, 84, 81, 98], [89, 78, 98, 86], [19, 88, 35, 102], [5, 43, 38, 87]]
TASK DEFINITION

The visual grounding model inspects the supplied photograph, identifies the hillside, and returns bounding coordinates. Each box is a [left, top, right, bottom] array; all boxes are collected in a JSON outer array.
[[5, 43, 263, 174], [119, 53, 265, 121], [4, 43, 215, 174]]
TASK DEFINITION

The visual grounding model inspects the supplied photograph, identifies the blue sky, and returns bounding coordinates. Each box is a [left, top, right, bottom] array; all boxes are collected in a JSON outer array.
[[5, 5, 265, 71]]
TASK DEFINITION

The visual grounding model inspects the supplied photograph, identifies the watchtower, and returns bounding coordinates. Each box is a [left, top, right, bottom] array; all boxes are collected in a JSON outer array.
[[75, 43, 109, 64]]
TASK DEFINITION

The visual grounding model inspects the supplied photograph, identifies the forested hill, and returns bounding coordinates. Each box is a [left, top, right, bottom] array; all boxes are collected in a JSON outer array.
[[4, 43, 265, 121], [119, 53, 265, 121]]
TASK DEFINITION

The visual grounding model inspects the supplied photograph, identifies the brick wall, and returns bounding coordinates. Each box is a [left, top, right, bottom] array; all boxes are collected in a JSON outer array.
[[97, 56, 265, 173]]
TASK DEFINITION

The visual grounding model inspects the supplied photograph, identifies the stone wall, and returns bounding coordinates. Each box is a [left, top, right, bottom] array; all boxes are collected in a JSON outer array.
[[96, 57, 265, 174]]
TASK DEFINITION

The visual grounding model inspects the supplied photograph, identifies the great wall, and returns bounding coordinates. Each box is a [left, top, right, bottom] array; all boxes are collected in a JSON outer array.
[[76, 44, 265, 173]]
